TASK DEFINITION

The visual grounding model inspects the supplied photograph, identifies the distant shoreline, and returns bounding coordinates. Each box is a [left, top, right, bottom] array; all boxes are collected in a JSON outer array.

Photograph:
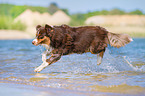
[[105, 26, 145, 38], [0, 26, 145, 40], [0, 30, 33, 40]]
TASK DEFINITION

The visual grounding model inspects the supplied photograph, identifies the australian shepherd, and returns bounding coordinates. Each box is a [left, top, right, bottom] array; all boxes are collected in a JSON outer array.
[[32, 24, 133, 72]]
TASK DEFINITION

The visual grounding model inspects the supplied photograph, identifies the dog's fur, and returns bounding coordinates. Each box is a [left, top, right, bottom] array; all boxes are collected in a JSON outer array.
[[32, 24, 133, 72]]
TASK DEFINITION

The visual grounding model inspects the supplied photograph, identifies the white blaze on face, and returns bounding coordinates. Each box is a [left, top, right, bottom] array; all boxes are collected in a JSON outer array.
[[33, 39, 38, 44]]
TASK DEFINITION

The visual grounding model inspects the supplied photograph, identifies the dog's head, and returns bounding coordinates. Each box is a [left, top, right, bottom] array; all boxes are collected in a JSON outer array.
[[32, 24, 53, 46]]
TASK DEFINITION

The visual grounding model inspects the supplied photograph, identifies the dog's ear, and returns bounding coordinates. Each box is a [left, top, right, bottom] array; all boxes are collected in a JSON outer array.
[[36, 25, 41, 31], [45, 24, 53, 32]]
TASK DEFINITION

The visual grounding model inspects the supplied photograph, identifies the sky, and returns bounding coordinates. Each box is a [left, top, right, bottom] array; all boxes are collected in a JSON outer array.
[[0, 0, 145, 14]]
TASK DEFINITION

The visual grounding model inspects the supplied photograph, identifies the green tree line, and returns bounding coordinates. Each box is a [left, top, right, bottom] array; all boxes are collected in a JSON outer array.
[[0, 4, 144, 18], [70, 8, 144, 26], [0, 3, 69, 18], [0, 3, 144, 30]]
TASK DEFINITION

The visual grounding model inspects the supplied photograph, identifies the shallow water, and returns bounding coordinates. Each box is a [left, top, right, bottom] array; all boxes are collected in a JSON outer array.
[[0, 39, 145, 96]]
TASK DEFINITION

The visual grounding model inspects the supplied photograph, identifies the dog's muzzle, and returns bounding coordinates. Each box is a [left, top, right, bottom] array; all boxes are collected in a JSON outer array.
[[32, 39, 38, 46]]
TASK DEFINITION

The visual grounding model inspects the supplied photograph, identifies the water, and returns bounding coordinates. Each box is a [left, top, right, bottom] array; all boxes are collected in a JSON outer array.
[[0, 38, 145, 96]]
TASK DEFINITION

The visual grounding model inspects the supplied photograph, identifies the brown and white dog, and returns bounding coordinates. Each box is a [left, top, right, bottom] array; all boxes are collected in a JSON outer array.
[[32, 24, 133, 72]]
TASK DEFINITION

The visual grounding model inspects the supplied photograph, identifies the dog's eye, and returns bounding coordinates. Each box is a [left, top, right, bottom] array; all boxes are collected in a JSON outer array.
[[38, 36, 43, 39]]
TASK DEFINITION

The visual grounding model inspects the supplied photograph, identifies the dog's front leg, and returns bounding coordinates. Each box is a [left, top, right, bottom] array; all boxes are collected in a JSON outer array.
[[34, 50, 50, 72], [34, 61, 48, 72], [46, 54, 61, 65], [42, 50, 51, 62], [34, 53, 61, 72]]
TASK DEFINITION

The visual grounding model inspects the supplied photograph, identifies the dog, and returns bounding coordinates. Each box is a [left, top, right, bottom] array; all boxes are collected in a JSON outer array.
[[32, 24, 133, 72]]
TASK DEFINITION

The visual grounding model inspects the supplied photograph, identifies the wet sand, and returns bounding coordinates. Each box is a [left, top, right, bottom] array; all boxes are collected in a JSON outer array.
[[0, 82, 132, 96]]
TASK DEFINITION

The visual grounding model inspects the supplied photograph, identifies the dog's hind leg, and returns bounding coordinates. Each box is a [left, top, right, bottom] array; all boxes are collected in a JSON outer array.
[[97, 51, 105, 65]]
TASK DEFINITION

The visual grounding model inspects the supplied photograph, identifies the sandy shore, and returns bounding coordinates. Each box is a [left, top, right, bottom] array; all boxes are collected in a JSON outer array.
[[0, 82, 117, 96], [0, 26, 145, 40], [0, 82, 130, 96], [105, 26, 145, 37], [0, 30, 33, 40]]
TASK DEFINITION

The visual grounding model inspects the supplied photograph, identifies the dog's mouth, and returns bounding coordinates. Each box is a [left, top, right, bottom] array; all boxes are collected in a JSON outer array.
[[32, 42, 39, 46], [38, 41, 44, 46]]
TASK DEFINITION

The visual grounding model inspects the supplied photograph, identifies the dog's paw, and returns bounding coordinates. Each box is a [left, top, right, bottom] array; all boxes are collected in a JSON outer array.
[[34, 62, 48, 72], [97, 63, 101, 65], [34, 65, 44, 72], [34, 66, 43, 72]]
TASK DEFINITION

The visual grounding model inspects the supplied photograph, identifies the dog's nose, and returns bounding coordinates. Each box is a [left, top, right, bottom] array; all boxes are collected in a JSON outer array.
[[32, 41, 34, 44]]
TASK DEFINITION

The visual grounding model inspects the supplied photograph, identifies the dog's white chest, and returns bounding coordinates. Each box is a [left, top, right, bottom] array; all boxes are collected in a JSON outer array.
[[41, 44, 49, 49], [41, 44, 53, 52]]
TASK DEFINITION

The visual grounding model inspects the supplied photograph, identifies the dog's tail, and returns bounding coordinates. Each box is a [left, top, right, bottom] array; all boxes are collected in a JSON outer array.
[[107, 32, 133, 48]]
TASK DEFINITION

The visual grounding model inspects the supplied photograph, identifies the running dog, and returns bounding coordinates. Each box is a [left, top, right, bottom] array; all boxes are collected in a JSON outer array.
[[32, 24, 133, 72]]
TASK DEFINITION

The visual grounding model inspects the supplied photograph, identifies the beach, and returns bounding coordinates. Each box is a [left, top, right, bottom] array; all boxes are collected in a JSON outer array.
[[1, 83, 129, 96], [0, 30, 33, 40], [0, 25, 145, 40], [1, 1, 145, 96]]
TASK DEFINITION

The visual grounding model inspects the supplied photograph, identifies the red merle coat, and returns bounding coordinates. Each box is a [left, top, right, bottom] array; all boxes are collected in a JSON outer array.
[[32, 24, 132, 72]]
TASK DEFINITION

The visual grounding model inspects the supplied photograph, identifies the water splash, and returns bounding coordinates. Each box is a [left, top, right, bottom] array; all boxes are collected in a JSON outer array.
[[90, 48, 145, 73], [123, 56, 145, 72]]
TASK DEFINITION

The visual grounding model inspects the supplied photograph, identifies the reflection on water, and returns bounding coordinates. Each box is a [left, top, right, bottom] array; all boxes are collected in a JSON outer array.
[[0, 39, 145, 95]]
